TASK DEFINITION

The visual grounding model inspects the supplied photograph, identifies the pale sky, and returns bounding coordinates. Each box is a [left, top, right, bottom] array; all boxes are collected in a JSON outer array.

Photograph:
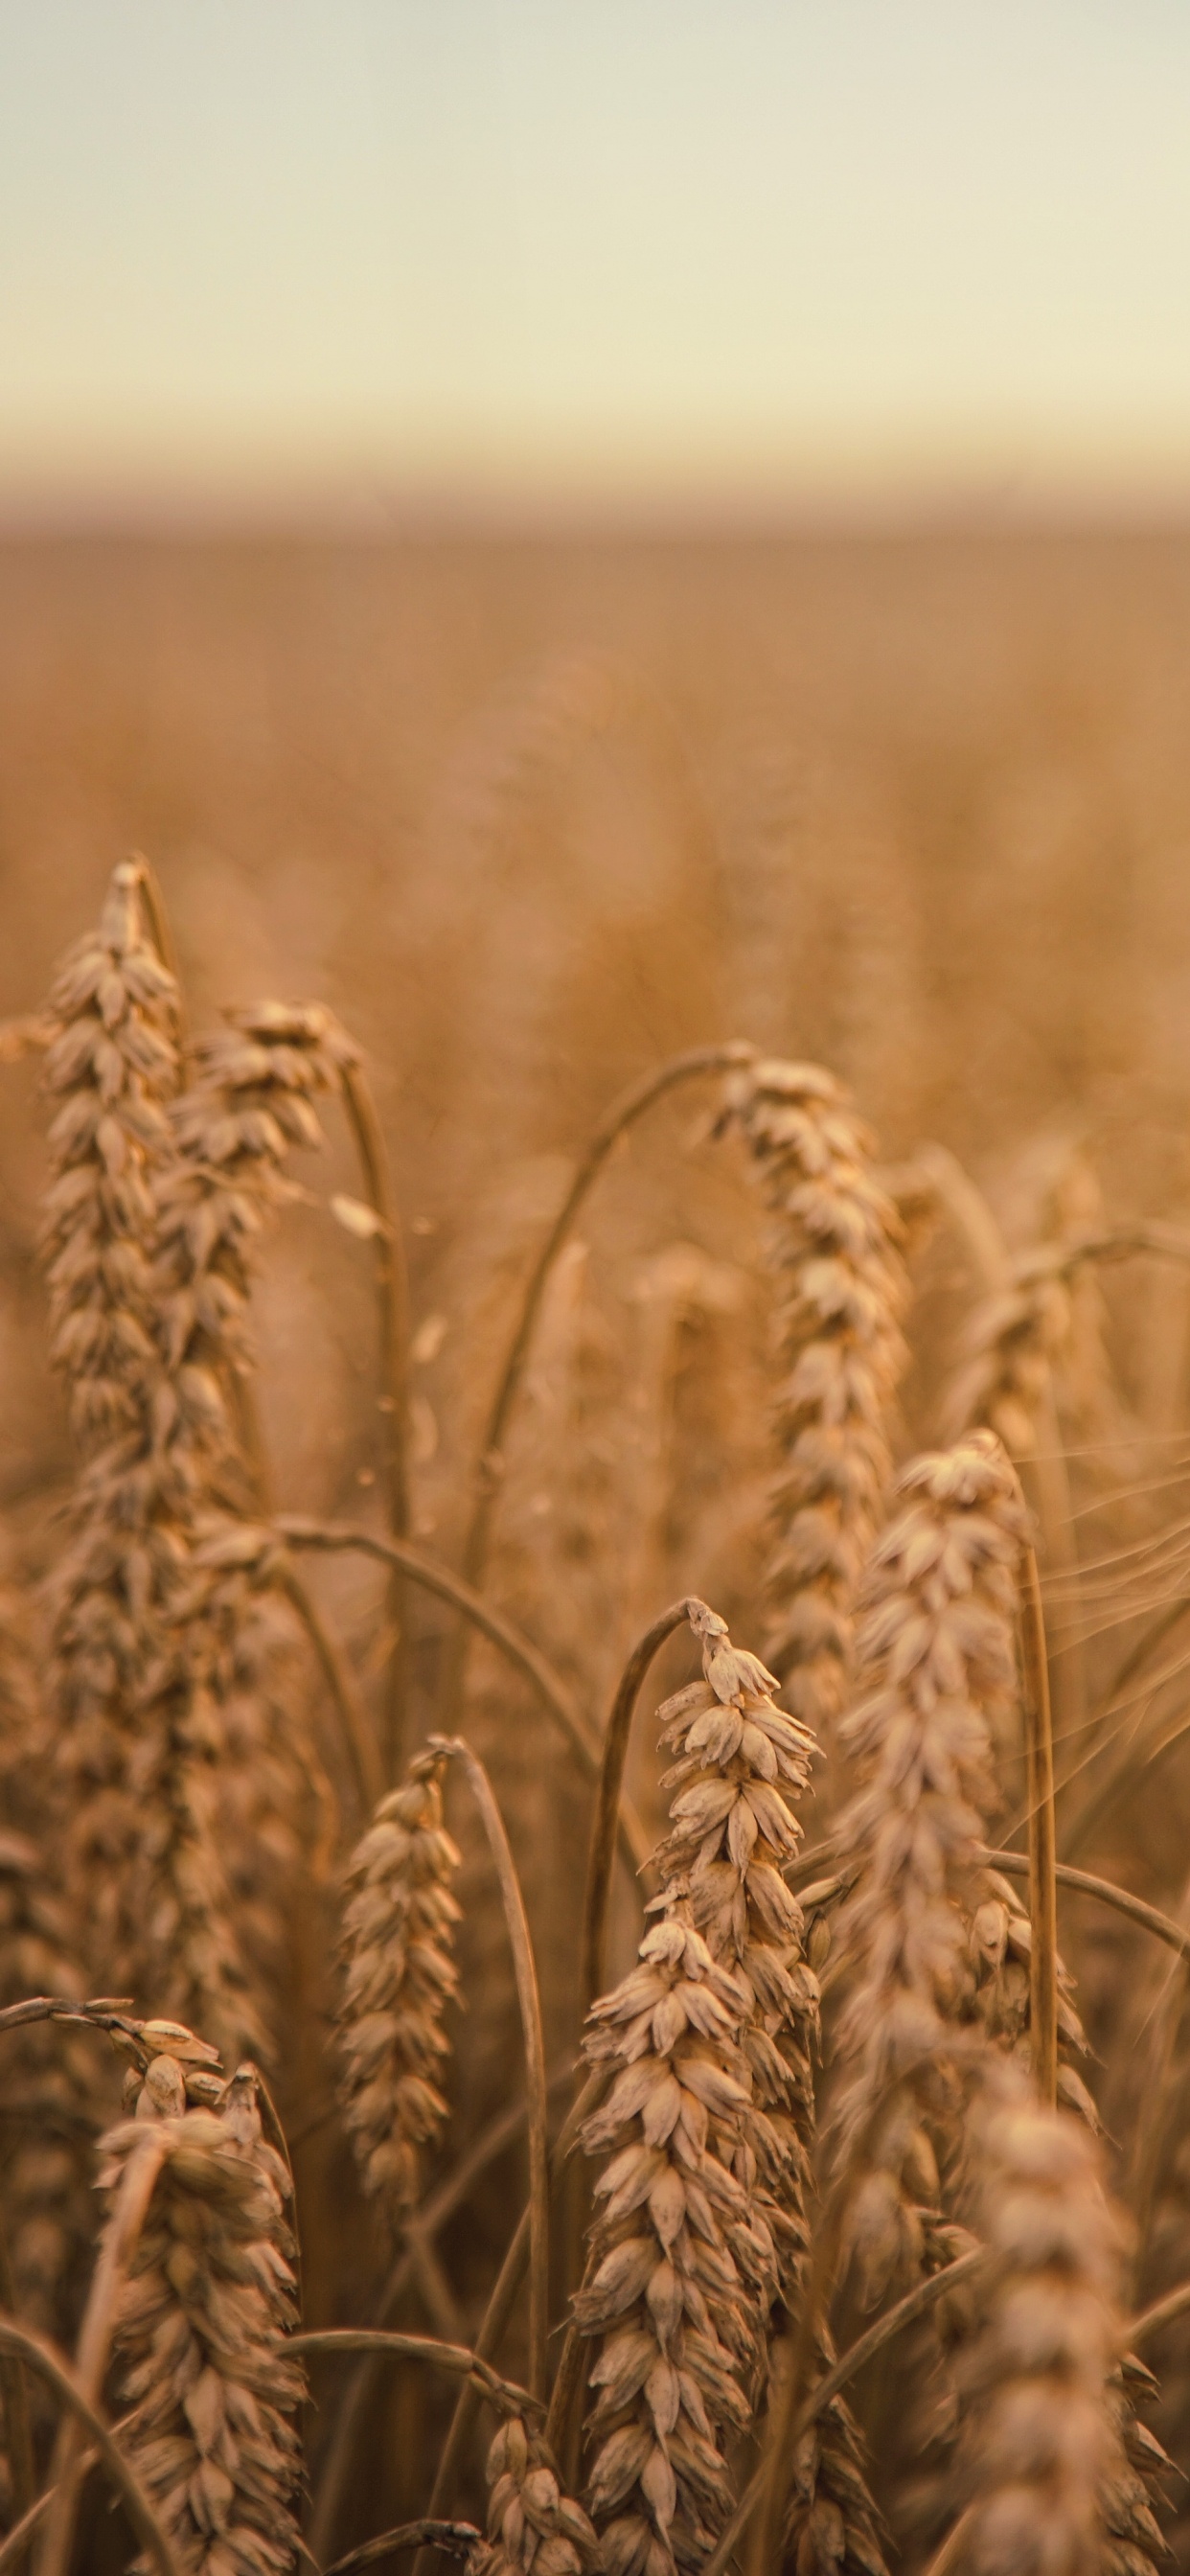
[[2, 0, 1189, 519]]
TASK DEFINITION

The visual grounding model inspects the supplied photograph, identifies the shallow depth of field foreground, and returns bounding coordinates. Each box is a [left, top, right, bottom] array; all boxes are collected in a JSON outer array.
[[3, 526, 1190, 2576]]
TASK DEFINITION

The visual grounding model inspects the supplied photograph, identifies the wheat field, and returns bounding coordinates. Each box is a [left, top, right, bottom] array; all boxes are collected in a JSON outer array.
[[2, 523, 1190, 2576]]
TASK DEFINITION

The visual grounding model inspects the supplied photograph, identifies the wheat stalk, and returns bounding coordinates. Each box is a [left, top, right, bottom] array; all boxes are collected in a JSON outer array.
[[0, 1589, 96, 2372], [446, 1043, 754, 1713]]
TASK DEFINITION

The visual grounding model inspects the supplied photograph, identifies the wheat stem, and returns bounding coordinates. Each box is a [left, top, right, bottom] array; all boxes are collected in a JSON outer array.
[[338, 1058, 411, 1773], [1019, 1539, 1059, 2107], [290, 2331, 535, 2417], [579, 1597, 695, 2017], [459, 1044, 754, 1599], [36, 2125, 172, 2576], [309, 2071, 573, 2562], [0, 2220, 34, 2526], [975, 1847, 1190, 1958], [432, 1737, 549, 2402], [1129, 2278, 1190, 2346], [701, 2245, 988, 2576], [0, 2319, 178, 2576], [276, 1558, 383, 1810], [275, 1519, 651, 1875], [417, 2074, 606, 2554], [325, 2524, 482, 2575]]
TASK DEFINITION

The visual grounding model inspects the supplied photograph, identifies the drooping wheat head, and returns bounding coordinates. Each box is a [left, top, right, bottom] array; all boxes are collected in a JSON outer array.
[[102, 2040, 304, 2575]]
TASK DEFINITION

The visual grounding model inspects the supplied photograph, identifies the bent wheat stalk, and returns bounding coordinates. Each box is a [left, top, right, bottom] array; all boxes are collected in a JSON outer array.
[[430, 1737, 550, 2404], [580, 1598, 697, 2016], [975, 1847, 1190, 1961], [309, 2069, 573, 2562], [36, 2124, 173, 2576], [275, 1517, 651, 1875], [0, 2319, 177, 2576], [433, 1045, 759, 1727], [325, 2525, 482, 2576], [290, 2331, 535, 2417], [702, 2244, 988, 2576], [417, 2074, 608, 2557]]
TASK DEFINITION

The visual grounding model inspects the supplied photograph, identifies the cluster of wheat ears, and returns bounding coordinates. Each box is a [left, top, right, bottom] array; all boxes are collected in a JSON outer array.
[[2, 856, 1190, 2576]]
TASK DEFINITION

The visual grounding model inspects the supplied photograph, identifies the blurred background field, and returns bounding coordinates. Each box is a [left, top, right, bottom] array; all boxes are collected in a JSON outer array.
[[5, 519, 1190, 1525]]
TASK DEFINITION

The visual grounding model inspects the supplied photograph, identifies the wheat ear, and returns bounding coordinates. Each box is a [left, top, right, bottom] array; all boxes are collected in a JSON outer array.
[[831, 1431, 1034, 2299], [949, 2057, 1129, 2576], [574, 1904, 763, 2576], [833, 1436, 1168, 2567], [652, 1602, 888, 2576], [39, 860, 258, 2063], [100, 2042, 305, 2576], [337, 1748, 462, 2227], [474, 2414, 598, 2576], [572, 1597, 844, 2576], [717, 1057, 907, 1751]]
